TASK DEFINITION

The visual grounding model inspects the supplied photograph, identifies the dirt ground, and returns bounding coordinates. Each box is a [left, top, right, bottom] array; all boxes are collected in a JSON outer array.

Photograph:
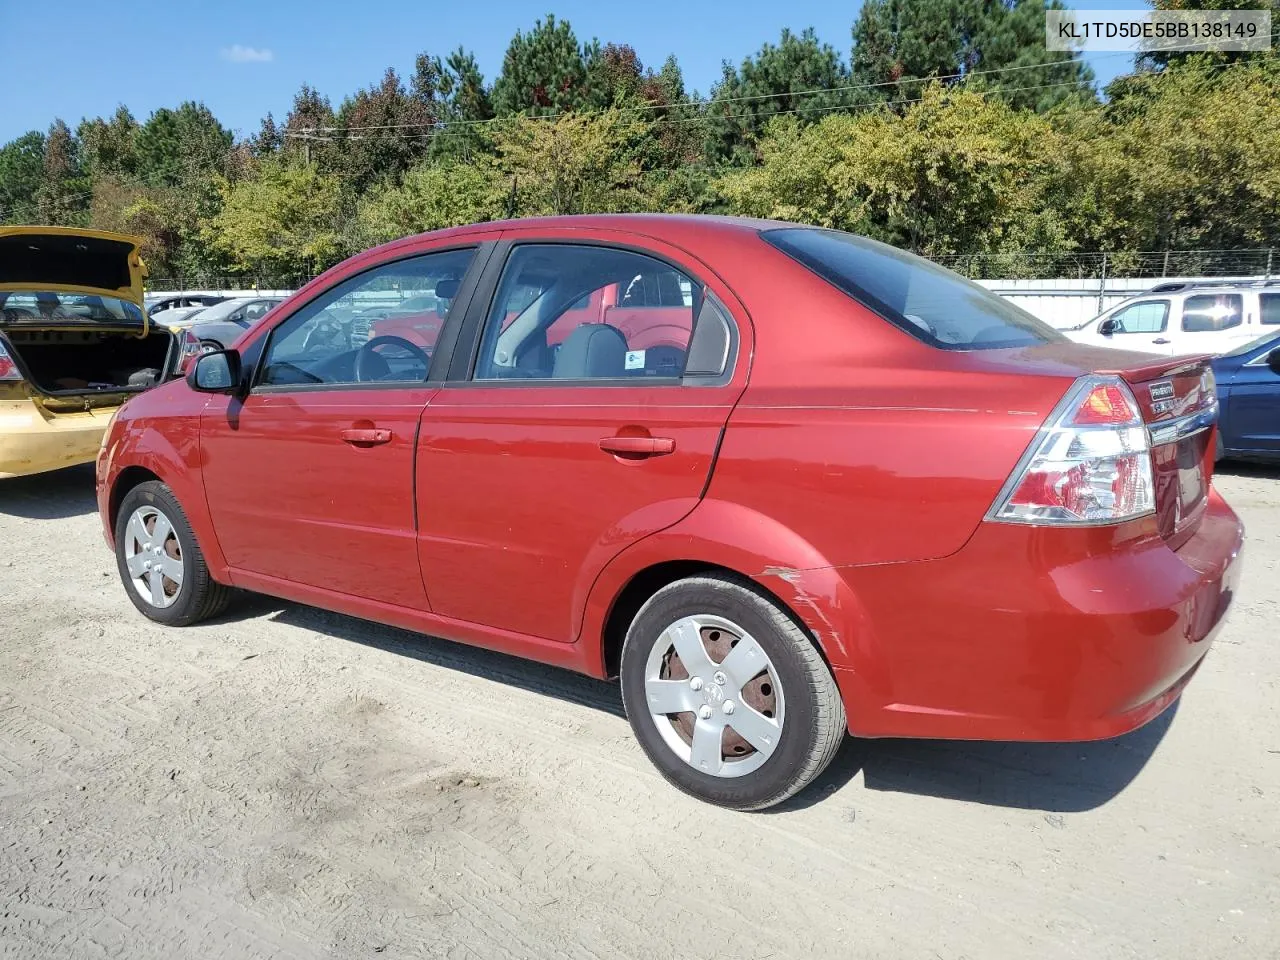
[[0, 464, 1276, 960]]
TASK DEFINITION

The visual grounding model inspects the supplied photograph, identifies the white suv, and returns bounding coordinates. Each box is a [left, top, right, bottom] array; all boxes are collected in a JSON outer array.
[[1065, 281, 1280, 355]]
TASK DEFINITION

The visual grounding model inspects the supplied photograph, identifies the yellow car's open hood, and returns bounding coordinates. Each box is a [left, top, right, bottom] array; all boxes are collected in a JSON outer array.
[[0, 226, 149, 334]]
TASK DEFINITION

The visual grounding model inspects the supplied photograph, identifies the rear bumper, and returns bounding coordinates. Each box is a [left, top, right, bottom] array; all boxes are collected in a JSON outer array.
[[0, 398, 114, 479], [833, 490, 1243, 741]]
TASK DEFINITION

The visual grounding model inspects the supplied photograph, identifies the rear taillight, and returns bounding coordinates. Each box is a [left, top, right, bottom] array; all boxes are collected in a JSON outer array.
[[178, 329, 201, 373], [988, 375, 1155, 525], [0, 341, 23, 381]]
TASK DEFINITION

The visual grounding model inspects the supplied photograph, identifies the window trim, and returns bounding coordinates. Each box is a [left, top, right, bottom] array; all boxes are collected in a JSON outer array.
[[247, 242, 490, 395], [1105, 298, 1170, 335], [447, 237, 739, 389]]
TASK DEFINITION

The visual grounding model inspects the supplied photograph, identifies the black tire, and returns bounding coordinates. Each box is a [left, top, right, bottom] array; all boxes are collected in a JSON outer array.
[[114, 480, 232, 626], [619, 574, 846, 811]]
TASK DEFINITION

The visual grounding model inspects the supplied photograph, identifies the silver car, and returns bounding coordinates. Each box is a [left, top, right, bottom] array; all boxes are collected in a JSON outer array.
[[180, 296, 284, 353]]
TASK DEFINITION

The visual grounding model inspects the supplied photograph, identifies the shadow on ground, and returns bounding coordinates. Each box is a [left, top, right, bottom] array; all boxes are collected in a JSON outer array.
[[0, 464, 98, 519], [220, 594, 1173, 814], [1216, 459, 1280, 480]]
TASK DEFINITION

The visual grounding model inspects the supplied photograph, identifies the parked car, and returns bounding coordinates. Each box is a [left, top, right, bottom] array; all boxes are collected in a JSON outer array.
[[146, 293, 226, 317], [1211, 329, 1280, 462], [1065, 279, 1280, 355], [96, 215, 1242, 810], [180, 296, 284, 353], [1, 227, 197, 479]]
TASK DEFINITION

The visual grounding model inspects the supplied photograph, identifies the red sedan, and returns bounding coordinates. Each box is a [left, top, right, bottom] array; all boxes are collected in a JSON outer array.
[[96, 216, 1243, 810]]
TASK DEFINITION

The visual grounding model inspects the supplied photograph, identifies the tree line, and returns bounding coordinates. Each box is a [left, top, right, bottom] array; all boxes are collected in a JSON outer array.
[[1, 0, 1277, 285]]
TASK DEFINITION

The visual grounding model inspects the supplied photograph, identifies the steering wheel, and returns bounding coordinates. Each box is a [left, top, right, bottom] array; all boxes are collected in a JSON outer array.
[[355, 335, 431, 383]]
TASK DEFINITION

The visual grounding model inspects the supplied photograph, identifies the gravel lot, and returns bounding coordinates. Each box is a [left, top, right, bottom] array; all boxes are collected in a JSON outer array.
[[1, 464, 1277, 960]]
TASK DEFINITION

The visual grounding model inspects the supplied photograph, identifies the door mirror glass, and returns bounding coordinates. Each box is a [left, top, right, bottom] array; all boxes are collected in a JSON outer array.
[[191, 349, 241, 393]]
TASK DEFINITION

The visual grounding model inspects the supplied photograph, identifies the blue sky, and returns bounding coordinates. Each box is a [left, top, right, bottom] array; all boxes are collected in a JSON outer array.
[[1, 0, 1151, 143]]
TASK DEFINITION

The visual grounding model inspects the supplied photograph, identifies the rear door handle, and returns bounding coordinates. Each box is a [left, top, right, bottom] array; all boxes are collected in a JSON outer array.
[[1152, 338, 1171, 344], [341, 427, 392, 445], [598, 436, 676, 457]]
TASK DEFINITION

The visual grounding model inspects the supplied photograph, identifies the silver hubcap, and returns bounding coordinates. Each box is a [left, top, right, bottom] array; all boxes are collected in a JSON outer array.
[[122, 506, 184, 608], [644, 615, 785, 778]]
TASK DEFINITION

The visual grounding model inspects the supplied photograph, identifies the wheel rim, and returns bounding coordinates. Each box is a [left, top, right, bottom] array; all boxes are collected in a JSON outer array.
[[122, 506, 184, 609], [643, 614, 785, 778]]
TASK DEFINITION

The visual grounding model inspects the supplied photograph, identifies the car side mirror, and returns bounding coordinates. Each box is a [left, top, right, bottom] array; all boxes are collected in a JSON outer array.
[[1268, 347, 1280, 375], [1099, 318, 1119, 336], [190, 349, 242, 394]]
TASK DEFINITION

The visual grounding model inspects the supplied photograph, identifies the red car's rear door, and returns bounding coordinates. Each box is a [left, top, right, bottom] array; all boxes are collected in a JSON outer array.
[[416, 232, 751, 642]]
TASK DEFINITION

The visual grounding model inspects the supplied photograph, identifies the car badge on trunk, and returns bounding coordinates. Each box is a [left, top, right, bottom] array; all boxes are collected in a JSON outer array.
[[1149, 379, 1176, 415]]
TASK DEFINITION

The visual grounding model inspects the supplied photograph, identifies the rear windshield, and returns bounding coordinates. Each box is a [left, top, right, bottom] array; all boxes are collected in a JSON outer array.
[[762, 228, 1063, 350], [0, 290, 143, 324]]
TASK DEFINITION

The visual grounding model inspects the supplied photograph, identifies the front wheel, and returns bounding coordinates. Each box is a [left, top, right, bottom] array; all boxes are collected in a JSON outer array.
[[620, 575, 846, 810], [114, 480, 232, 626]]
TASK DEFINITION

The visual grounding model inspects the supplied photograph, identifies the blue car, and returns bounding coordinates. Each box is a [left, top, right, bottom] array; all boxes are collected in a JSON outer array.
[[1211, 329, 1280, 462]]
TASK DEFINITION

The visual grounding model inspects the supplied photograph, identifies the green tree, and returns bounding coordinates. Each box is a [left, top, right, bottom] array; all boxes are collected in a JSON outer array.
[[1076, 61, 1280, 253], [0, 131, 46, 224], [282, 83, 338, 167], [851, 0, 1095, 112], [492, 14, 592, 116], [38, 119, 89, 225], [705, 28, 859, 162], [135, 102, 233, 187], [493, 108, 654, 215], [77, 106, 140, 180], [719, 86, 1074, 257], [332, 68, 437, 191], [205, 159, 346, 284], [355, 160, 502, 244]]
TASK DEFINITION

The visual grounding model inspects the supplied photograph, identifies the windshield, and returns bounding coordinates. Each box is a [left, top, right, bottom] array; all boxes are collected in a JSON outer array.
[[192, 299, 255, 322], [1220, 329, 1280, 359], [762, 228, 1063, 350], [0, 290, 143, 324]]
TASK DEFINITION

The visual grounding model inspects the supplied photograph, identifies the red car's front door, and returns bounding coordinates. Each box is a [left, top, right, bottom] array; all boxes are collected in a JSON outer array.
[[416, 236, 751, 642], [199, 245, 482, 607]]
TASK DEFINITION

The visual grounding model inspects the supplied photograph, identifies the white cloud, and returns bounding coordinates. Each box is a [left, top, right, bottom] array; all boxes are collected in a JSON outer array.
[[221, 44, 273, 63]]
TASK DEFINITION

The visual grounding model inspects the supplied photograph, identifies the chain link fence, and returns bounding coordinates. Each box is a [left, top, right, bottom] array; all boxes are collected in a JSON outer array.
[[930, 248, 1277, 280]]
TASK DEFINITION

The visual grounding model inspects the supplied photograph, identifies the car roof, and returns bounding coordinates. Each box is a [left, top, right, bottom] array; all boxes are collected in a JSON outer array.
[[1143, 279, 1280, 295]]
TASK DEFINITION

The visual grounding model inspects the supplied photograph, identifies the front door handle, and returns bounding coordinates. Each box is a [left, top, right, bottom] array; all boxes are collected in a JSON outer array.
[[341, 427, 392, 445], [1152, 338, 1171, 344], [598, 436, 676, 457]]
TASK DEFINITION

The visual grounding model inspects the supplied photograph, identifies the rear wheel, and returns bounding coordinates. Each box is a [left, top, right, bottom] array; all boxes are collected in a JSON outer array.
[[114, 481, 231, 626], [619, 575, 846, 810]]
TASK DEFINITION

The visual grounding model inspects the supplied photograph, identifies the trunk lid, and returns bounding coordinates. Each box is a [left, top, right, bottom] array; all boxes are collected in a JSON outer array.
[[0, 227, 149, 334], [1102, 354, 1217, 548]]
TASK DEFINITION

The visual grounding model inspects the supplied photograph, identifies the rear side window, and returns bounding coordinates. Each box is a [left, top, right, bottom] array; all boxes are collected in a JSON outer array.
[[1181, 294, 1243, 332], [1260, 293, 1280, 325], [762, 228, 1063, 350]]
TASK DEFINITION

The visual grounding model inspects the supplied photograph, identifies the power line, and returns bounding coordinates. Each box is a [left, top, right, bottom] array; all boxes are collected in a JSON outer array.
[[284, 48, 1280, 144], [289, 32, 1280, 136]]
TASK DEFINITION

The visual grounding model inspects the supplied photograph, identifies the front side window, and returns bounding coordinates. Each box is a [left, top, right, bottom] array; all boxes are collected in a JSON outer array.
[[762, 228, 1063, 350], [259, 248, 474, 387], [475, 244, 709, 381], [1107, 300, 1169, 334], [1182, 293, 1243, 332]]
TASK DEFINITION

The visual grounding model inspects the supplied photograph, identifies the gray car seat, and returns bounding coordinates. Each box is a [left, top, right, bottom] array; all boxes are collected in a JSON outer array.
[[552, 323, 627, 379]]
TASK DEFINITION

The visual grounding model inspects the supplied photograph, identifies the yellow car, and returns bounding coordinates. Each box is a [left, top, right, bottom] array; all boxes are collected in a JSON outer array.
[[0, 227, 195, 479]]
